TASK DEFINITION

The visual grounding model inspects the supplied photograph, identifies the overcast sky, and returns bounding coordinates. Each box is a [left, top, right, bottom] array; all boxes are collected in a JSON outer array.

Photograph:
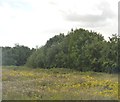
[[0, 0, 118, 48]]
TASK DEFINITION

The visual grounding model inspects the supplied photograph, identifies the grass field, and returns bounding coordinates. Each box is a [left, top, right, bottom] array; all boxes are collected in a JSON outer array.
[[2, 66, 118, 100]]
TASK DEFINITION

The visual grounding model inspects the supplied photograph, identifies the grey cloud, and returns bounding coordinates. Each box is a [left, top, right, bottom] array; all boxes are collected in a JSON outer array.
[[64, 1, 115, 24], [48, 1, 57, 6], [66, 13, 106, 23]]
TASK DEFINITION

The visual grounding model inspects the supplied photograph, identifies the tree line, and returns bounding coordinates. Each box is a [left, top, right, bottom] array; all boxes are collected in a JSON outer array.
[[26, 28, 120, 73], [1, 44, 35, 66], [1, 28, 120, 73]]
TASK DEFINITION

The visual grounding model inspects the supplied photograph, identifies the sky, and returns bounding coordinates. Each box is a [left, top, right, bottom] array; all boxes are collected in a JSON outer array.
[[0, 0, 119, 48]]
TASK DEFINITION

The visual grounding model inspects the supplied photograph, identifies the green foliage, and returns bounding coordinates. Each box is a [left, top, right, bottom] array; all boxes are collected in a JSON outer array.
[[26, 46, 45, 68], [2, 44, 35, 66], [26, 28, 119, 73]]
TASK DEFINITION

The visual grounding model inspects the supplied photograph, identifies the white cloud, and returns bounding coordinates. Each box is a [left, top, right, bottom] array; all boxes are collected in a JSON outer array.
[[0, 0, 118, 48]]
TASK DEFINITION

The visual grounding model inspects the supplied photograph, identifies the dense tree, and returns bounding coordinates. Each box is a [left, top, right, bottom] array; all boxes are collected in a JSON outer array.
[[2, 28, 118, 73], [2, 47, 16, 65], [26, 28, 119, 73], [2, 44, 35, 66]]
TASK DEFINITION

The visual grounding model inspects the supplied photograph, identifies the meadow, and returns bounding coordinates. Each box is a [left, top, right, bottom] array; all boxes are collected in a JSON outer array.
[[2, 66, 118, 100]]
